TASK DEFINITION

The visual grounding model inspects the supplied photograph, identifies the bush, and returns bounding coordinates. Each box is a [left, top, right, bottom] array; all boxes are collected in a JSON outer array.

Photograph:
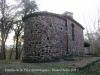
[[6, 49, 15, 60]]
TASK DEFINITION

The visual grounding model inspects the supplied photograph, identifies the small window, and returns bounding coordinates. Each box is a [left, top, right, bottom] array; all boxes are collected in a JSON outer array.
[[45, 45, 49, 47], [71, 24, 75, 41], [47, 37, 49, 40], [50, 25, 52, 27], [60, 40, 62, 42], [35, 42, 38, 44]]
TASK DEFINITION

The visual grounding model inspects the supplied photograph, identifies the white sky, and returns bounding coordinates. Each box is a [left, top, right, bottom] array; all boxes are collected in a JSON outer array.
[[6, 0, 100, 45], [37, 0, 100, 32]]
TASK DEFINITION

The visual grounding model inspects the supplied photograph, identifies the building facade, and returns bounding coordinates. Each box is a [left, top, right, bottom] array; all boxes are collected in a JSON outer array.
[[22, 11, 84, 62]]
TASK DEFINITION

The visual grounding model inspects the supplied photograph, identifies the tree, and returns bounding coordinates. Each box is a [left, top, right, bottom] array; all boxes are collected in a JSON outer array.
[[13, 0, 38, 60], [15, 0, 38, 17], [22, 0, 38, 16], [0, 0, 14, 60], [84, 6, 100, 55], [13, 20, 24, 60]]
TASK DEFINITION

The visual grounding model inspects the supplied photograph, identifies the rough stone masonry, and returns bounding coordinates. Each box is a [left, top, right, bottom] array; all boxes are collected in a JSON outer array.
[[22, 11, 84, 62]]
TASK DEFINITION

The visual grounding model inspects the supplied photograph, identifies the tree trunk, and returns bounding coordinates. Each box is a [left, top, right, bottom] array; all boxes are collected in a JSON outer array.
[[15, 36, 19, 60], [18, 46, 23, 59], [1, 40, 6, 60], [1, 20, 6, 60], [9, 48, 13, 60]]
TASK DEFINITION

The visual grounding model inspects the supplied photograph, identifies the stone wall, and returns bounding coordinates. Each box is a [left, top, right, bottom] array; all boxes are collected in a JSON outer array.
[[22, 12, 84, 62], [23, 14, 68, 62], [67, 19, 84, 56]]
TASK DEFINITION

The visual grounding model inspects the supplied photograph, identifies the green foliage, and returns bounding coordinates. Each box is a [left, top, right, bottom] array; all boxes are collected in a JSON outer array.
[[0, 52, 2, 60], [85, 33, 100, 55], [14, 0, 38, 17], [91, 38, 100, 55], [21, 0, 38, 16], [6, 49, 15, 60]]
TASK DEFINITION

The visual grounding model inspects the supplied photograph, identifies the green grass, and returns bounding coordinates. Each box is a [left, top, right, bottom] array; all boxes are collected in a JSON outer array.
[[0, 59, 100, 75]]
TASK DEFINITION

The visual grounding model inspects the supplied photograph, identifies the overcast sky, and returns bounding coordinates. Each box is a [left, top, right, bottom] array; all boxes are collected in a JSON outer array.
[[37, 0, 100, 32]]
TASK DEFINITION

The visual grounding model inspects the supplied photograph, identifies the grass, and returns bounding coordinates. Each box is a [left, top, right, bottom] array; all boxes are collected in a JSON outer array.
[[0, 57, 100, 75]]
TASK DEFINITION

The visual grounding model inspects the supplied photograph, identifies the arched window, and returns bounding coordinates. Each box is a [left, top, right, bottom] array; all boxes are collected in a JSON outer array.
[[71, 24, 75, 41]]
